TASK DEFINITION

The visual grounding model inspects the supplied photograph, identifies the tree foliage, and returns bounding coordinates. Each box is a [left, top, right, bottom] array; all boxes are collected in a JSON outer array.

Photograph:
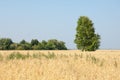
[[74, 16, 100, 51], [31, 39, 39, 46], [0, 38, 67, 50], [46, 39, 67, 50], [0, 38, 13, 50]]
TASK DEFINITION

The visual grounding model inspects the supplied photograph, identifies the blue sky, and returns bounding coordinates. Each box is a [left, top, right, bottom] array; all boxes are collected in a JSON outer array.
[[0, 0, 120, 49]]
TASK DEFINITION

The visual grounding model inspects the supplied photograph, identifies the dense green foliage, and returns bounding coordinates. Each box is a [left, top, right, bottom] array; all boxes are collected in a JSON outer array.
[[0, 38, 13, 50], [74, 16, 100, 51], [0, 38, 67, 50]]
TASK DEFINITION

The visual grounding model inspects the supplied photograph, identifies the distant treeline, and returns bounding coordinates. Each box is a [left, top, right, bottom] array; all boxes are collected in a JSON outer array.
[[0, 38, 67, 50]]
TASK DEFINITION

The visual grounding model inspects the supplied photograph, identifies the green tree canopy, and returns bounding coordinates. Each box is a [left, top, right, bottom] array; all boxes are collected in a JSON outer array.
[[20, 40, 26, 44], [46, 39, 67, 50], [19, 40, 31, 50], [0, 38, 13, 50], [74, 16, 100, 51], [31, 39, 39, 46], [0, 38, 67, 50]]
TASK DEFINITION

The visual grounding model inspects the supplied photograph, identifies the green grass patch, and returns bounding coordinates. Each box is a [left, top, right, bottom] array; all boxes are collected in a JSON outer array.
[[7, 52, 31, 60], [42, 52, 56, 59]]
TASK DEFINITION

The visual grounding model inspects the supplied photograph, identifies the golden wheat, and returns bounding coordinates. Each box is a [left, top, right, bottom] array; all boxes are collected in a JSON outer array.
[[0, 50, 120, 80]]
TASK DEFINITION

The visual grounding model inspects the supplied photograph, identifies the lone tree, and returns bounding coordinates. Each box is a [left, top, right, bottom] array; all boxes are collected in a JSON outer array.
[[74, 16, 100, 51]]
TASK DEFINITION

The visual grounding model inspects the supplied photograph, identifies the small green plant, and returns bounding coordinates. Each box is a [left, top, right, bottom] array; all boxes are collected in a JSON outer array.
[[42, 52, 56, 59], [60, 54, 63, 58], [91, 56, 99, 64], [26, 52, 31, 58], [15, 52, 26, 59], [99, 59, 105, 67], [42, 53, 49, 59], [85, 54, 100, 65], [79, 53, 83, 58], [7, 52, 31, 60], [7, 53, 16, 60], [47, 52, 56, 59], [0, 53, 3, 61], [114, 59, 118, 68], [32, 53, 41, 59], [74, 53, 78, 60], [86, 54, 91, 61]]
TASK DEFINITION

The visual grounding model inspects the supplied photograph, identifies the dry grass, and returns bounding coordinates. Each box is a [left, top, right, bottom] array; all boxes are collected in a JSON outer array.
[[0, 50, 120, 80]]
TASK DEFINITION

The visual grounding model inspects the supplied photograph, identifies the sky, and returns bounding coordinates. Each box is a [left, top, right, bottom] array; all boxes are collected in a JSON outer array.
[[0, 0, 120, 49]]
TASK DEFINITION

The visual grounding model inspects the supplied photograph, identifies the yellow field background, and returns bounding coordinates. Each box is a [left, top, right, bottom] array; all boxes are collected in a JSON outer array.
[[0, 50, 120, 80]]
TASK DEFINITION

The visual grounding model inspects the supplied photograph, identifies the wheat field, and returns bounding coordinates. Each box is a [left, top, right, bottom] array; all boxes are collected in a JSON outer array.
[[0, 50, 120, 80]]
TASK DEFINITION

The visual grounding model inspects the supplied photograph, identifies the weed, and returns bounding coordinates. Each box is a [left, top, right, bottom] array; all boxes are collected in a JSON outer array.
[[86, 54, 100, 65], [15, 53, 24, 59], [86, 54, 91, 61], [0, 53, 3, 61], [114, 59, 118, 68], [91, 56, 99, 64], [60, 54, 63, 58], [7, 53, 16, 60], [7, 52, 31, 60], [99, 59, 105, 67], [79, 53, 83, 58], [32, 53, 41, 59], [74, 53, 78, 60], [26, 52, 31, 58], [42, 52, 56, 59], [42, 53, 48, 59], [47, 52, 56, 59]]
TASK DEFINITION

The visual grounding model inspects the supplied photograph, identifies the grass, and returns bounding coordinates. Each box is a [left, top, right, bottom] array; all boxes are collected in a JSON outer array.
[[99, 59, 105, 67], [91, 55, 100, 64], [0, 50, 120, 80], [0, 53, 3, 61], [6, 52, 56, 60], [42, 52, 56, 59], [7, 52, 31, 60], [32, 53, 42, 59], [114, 58, 118, 68]]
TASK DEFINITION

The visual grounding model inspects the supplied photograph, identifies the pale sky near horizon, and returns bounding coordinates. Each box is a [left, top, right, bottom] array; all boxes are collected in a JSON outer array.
[[0, 0, 120, 49]]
